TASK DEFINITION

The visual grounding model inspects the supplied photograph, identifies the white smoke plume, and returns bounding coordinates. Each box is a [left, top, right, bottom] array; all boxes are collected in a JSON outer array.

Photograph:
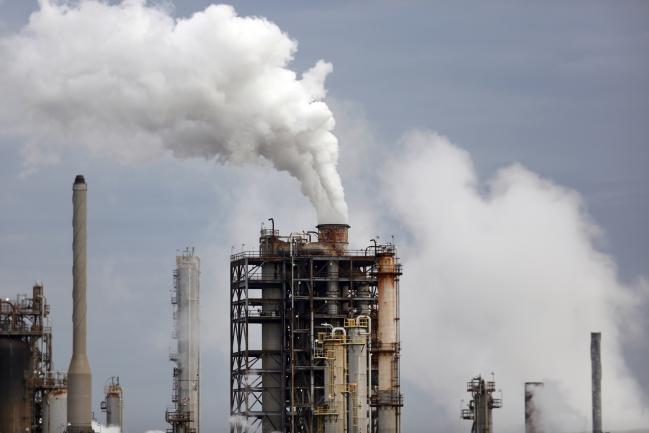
[[0, 0, 347, 222], [92, 421, 121, 433], [527, 381, 588, 433], [382, 130, 648, 431]]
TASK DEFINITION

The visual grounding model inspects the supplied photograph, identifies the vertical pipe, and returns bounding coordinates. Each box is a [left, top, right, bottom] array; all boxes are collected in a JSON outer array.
[[591, 332, 602, 433], [324, 331, 346, 433], [68, 174, 92, 433]]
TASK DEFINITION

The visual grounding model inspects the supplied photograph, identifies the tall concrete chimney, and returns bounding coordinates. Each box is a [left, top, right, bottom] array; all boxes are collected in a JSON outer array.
[[591, 332, 602, 433], [67, 175, 92, 433]]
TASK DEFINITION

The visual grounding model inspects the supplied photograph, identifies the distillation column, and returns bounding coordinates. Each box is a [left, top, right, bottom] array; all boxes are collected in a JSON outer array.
[[323, 329, 347, 433], [102, 376, 124, 431], [376, 250, 401, 433], [347, 318, 370, 433], [260, 230, 283, 432], [175, 251, 201, 433], [461, 376, 502, 433], [67, 174, 93, 433]]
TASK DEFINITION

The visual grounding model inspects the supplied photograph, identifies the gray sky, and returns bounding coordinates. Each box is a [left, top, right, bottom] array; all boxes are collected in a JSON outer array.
[[0, 1, 647, 432]]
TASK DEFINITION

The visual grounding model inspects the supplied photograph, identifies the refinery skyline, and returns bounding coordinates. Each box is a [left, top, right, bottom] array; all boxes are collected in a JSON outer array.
[[0, 1, 648, 433]]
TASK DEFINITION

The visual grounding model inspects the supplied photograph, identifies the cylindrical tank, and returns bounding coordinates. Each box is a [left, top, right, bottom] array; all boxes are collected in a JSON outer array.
[[103, 377, 123, 431], [43, 390, 68, 433], [176, 253, 200, 433], [258, 230, 284, 433], [324, 331, 346, 433], [347, 319, 370, 433], [376, 252, 399, 433], [316, 224, 349, 254], [357, 284, 371, 316], [106, 392, 122, 429], [261, 261, 282, 432], [0, 338, 32, 433]]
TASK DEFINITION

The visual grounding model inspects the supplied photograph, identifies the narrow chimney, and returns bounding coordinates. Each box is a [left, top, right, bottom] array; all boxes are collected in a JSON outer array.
[[67, 175, 92, 433], [524, 382, 544, 433], [591, 332, 602, 433]]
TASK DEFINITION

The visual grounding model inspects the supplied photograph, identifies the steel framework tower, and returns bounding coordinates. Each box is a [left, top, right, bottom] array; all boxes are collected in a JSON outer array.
[[0, 282, 67, 433], [230, 223, 403, 433], [167, 249, 200, 433], [461, 376, 503, 433]]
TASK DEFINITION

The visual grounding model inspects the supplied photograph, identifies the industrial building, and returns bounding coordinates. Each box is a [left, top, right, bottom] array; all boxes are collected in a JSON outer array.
[[229, 222, 403, 433], [0, 175, 105, 433], [0, 282, 67, 433], [1, 174, 629, 433], [167, 249, 201, 433]]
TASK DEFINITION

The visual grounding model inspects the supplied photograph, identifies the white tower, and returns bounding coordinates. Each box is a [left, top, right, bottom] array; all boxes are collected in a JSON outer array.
[[167, 249, 200, 433]]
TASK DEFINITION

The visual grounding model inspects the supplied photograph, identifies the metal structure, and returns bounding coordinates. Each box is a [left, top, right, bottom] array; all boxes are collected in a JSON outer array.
[[524, 382, 544, 433], [167, 249, 201, 433], [230, 223, 403, 433], [591, 332, 602, 433], [101, 376, 124, 431], [68, 174, 93, 433], [460, 376, 502, 433], [0, 282, 67, 433]]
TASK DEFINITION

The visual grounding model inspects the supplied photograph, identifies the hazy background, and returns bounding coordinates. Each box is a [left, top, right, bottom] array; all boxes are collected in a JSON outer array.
[[0, 1, 647, 432]]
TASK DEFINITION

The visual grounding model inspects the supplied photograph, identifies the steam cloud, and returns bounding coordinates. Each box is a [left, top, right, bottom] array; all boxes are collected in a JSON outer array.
[[383, 131, 649, 431], [0, 0, 347, 222], [91, 421, 121, 433]]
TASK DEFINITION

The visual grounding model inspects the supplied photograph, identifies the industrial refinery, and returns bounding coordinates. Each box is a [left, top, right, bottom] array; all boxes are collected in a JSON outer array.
[[229, 223, 402, 432], [0, 174, 626, 433]]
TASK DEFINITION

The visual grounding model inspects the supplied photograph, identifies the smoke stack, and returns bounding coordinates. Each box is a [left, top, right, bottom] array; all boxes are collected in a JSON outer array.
[[67, 174, 92, 433], [316, 224, 349, 254], [524, 382, 544, 433], [591, 332, 602, 433]]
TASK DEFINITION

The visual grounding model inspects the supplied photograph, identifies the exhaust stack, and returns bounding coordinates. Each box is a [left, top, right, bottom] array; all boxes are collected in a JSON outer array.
[[67, 175, 92, 433], [591, 332, 602, 433]]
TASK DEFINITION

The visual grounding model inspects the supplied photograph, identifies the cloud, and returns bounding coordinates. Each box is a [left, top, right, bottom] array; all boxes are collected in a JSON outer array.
[[385, 130, 648, 431], [0, 0, 347, 222]]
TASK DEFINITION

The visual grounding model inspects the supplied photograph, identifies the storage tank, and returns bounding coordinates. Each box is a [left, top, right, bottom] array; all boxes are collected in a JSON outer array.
[[0, 338, 32, 433], [101, 377, 123, 431], [43, 390, 68, 433]]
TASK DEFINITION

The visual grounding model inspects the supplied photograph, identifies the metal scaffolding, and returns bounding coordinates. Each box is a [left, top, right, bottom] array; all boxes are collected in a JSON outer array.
[[0, 282, 67, 433], [230, 223, 403, 433], [461, 375, 503, 433]]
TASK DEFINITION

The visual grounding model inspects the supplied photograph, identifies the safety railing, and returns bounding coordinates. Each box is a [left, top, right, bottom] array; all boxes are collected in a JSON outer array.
[[371, 390, 403, 406]]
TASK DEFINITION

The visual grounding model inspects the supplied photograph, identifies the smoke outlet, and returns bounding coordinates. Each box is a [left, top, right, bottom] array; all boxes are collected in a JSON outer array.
[[316, 224, 350, 254]]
